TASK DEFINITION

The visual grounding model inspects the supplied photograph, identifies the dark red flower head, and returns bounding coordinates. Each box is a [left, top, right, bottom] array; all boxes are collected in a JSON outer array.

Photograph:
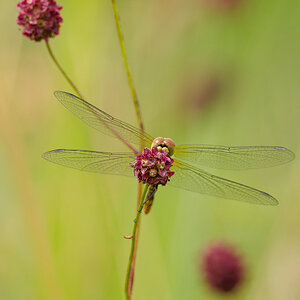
[[17, 0, 63, 42], [201, 242, 244, 293], [130, 147, 174, 186]]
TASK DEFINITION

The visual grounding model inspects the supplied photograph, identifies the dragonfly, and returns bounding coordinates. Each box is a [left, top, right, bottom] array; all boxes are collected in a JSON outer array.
[[42, 91, 295, 211]]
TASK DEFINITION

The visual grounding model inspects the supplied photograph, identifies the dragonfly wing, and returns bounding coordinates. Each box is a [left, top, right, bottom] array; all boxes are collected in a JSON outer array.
[[169, 159, 278, 205], [54, 91, 154, 148], [42, 149, 135, 176], [175, 144, 295, 170]]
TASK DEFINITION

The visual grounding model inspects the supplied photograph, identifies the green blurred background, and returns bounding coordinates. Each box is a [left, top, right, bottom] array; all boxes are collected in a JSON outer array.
[[1, 0, 300, 299]]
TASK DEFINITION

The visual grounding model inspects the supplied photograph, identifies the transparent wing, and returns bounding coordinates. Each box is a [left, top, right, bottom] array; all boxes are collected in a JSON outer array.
[[42, 149, 135, 176], [169, 159, 278, 205], [175, 144, 295, 170], [54, 91, 154, 147]]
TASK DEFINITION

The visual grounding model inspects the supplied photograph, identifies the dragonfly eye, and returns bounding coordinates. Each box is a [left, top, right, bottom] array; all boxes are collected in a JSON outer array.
[[151, 137, 176, 156], [151, 137, 164, 148], [164, 138, 175, 156]]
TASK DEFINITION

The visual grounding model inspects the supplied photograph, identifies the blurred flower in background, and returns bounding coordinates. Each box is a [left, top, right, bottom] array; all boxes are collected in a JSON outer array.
[[17, 0, 63, 42], [201, 241, 245, 293]]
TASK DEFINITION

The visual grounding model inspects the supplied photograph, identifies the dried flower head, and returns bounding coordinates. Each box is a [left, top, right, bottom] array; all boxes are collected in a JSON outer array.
[[17, 0, 63, 42], [201, 242, 244, 293], [130, 147, 174, 186]]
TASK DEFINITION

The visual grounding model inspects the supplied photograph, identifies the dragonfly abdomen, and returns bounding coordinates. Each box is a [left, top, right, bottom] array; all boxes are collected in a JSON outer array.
[[144, 185, 157, 214]]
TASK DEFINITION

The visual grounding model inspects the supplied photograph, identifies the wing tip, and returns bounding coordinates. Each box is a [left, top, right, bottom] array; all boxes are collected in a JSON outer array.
[[53, 90, 64, 98], [54, 90, 81, 101], [260, 191, 279, 206], [41, 149, 64, 161], [41, 151, 49, 160], [267, 198, 279, 206], [275, 146, 295, 162]]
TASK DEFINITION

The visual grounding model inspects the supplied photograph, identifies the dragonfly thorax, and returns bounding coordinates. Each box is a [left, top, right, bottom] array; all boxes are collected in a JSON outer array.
[[151, 137, 175, 156]]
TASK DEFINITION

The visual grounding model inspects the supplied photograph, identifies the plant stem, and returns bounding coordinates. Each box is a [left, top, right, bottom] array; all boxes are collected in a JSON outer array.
[[45, 41, 84, 99], [125, 184, 149, 300], [128, 182, 142, 295], [110, 0, 144, 134], [110, 2, 146, 298]]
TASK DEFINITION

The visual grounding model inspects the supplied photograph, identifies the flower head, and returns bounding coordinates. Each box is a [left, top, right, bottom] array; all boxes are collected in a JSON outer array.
[[17, 0, 63, 42], [201, 242, 244, 293], [130, 147, 174, 186]]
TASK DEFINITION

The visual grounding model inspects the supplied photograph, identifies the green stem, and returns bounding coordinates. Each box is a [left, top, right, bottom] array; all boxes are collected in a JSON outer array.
[[110, 2, 146, 298], [125, 184, 149, 300], [45, 41, 84, 100], [110, 0, 144, 134]]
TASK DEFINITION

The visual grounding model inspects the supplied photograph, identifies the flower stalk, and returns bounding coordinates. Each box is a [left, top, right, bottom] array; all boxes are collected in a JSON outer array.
[[110, 1, 146, 298], [45, 41, 84, 99], [46, 43, 138, 154], [125, 184, 149, 300], [110, 0, 144, 134]]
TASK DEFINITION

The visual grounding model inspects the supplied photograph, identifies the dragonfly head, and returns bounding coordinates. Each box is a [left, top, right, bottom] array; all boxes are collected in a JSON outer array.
[[151, 137, 175, 156]]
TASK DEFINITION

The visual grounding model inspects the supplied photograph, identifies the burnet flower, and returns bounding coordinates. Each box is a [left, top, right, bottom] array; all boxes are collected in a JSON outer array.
[[130, 147, 175, 186], [17, 0, 63, 42], [201, 242, 244, 293], [129, 146, 175, 214]]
